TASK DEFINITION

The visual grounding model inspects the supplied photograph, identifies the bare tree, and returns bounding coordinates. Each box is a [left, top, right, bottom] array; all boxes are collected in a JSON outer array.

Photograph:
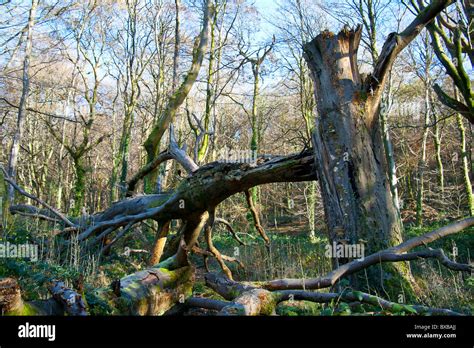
[[6, 0, 38, 203]]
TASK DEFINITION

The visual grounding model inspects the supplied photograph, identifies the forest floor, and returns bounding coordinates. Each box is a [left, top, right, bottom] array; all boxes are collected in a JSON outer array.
[[189, 217, 474, 315], [0, 214, 472, 316]]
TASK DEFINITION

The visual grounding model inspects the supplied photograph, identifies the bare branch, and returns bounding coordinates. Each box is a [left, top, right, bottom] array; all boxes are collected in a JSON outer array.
[[0, 165, 77, 228]]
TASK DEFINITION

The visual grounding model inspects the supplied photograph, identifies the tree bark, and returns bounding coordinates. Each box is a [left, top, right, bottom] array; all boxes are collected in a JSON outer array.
[[7, 0, 38, 203], [304, 27, 404, 268], [142, 0, 213, 192], [303, 0, 453, 290]]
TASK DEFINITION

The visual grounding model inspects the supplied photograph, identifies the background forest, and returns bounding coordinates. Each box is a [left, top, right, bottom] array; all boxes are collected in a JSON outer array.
[[0, 0, 472, 316]]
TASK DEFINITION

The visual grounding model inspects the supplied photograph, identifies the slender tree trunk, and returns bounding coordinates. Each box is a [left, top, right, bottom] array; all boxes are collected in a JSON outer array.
[[380, 74, 401, 215], [197, 5, 217, 163], [245, 64, 262, 233], [298, 55, 316, 239], [172, 0, 180, 91], [7, 0, 38, 203], [432, 111, 444, 196], [456, 113, 474, 216], [117, 104, 135, 198], [305, 181, 316, 239], [0, 169, 9, 232], [56, 119, 67, 210], [72, 157, 86, 216], [454, 86, 473, 216], [416, 83, 431, 227]]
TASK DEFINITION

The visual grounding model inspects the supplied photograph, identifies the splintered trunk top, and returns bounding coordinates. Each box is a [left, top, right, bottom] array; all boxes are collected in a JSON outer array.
[[303, 27, 403, 259]]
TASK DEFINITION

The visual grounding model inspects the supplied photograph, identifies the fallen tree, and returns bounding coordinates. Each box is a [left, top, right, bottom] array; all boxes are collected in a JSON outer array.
[[0, 264, 194, 316], [2, 136, 315, 268], [2, 216, 472, 316], [1, 0, 469, 317], [201, 273, 463, 316], [0, 278, 86, 316]]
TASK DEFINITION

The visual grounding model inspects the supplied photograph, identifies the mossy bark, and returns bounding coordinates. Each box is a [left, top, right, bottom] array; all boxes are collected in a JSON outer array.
[[0, 278, 63, 316], [72, 156, 87, 216], [89, 266, 195, 316], [0, 169, 9, 233], [304, 28, 412, 294]]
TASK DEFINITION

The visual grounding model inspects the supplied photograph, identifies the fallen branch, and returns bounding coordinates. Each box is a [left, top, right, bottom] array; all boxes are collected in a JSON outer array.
[[1, 166, 77, 228], [48, 280, 87, 316], [276, 290, 463, 316], [185, 296, 229, 311], [255, 217, 474, 290], [215, 217, 246, 246], [205, 273, 464, 316], [149, 220, 171, 266], [192, 246, 244, 268], [127, 125, 198, 195], [77, 151, 316, 245]]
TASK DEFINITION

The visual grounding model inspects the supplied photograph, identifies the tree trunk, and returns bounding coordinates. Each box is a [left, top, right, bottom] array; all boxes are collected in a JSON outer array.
[[0, 169, 9, 232], [457, 113, 474, 216], [416, 82, 431, 227], [454, 86, 474, 216], [197, 1, 217, 163], [7, 0, 38, 203], [72, 157, 86, 216], [432, 110, 444, 197], [303, 28, 410, 291], [142, 0, 212, 193]]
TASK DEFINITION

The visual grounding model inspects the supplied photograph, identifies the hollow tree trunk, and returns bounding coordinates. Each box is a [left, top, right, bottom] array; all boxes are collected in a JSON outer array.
[[302, 0, 454, 288], [303, 28, 408, 290]]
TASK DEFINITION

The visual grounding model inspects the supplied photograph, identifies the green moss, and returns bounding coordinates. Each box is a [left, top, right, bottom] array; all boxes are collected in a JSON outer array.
[[259, 295, 277, 316], [380, 262, 418, 303], [277, 300, 321, 316], [192, 281, 226, 301], [146, 196, 169, 209], [5, 302, 40, 316], [84, 288, 115, 315]]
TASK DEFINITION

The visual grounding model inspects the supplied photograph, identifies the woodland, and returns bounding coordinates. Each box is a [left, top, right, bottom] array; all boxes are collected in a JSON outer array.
[[0, 0, 473, 317]]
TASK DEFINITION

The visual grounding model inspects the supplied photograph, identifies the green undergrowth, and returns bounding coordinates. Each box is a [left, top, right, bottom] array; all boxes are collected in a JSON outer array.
[[0, 217, 472, 316]]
